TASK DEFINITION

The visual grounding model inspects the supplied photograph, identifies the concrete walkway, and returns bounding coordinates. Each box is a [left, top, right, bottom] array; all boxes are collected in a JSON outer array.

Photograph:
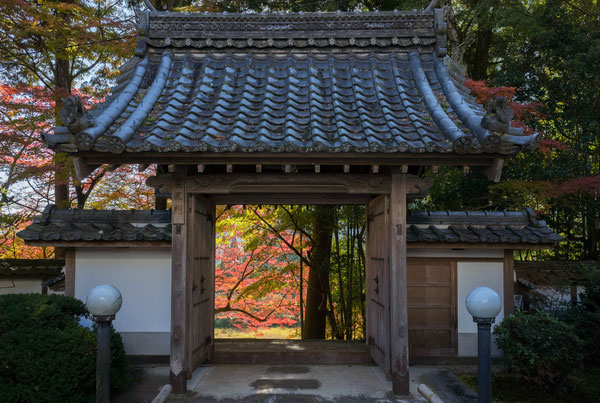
[[115, 364, 479, 402], [167, 364, 429, 402]]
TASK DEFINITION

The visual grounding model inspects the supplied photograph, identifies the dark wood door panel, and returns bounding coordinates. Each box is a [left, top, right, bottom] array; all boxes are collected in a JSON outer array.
[[366, 195, 391, 377], [407, 259, 457, 358]]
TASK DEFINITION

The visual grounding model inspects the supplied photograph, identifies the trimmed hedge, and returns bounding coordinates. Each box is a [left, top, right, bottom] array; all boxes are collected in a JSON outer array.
[[494, 310, 583, 389], [0, 294, 129, 402]]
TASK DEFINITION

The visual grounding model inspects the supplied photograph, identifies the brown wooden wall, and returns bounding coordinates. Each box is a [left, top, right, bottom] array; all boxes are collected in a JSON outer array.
[[407, 258, 457, 358]]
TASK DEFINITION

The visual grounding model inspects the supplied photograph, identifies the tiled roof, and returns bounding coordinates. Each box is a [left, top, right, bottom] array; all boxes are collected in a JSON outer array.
[[406, 209, 563, 245], [0, 259, 65, 279], [17, 206, 171, 243], [18, 206, 560, 247], [44, 10, 539, 155]]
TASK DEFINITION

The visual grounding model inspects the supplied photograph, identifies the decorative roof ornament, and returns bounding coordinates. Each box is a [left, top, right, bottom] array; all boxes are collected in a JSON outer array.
[[59, 95, 91, 134], [481, 97, 514, 133]]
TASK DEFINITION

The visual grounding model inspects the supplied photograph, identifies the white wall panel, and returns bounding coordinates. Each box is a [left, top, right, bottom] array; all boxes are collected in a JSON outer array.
[[457, 261, 504, 334], [0, 279, 42, 294], [75, 248, 171, 333]]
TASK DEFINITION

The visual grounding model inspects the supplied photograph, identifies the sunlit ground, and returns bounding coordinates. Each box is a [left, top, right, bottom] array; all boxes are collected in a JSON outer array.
[[215, 326, 300, 339]]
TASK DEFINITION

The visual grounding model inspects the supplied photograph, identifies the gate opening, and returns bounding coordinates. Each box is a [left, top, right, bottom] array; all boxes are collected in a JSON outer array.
[[213, 204, 367, 342]]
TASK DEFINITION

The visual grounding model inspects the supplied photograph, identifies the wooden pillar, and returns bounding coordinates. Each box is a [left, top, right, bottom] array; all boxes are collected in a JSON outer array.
[[64, 248, 76, 297], [389, 170, 410, 395], [503, 250, 514, 316], [170, 172, 188, 394]]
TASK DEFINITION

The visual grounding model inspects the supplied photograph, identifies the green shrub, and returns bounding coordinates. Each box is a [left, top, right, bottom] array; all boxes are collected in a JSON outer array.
[[0, 294, 129, 402], [494, 311, 583, 389], [579, 263, 600, 312]]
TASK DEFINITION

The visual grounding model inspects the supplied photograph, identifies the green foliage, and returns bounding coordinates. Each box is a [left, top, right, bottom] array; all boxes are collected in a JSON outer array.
[[0, 294, 129, 402], [494, 311, 583, 389], [458, 368, 600, 403], [423, 166, 493, 211], [559, 264, 600, 365]]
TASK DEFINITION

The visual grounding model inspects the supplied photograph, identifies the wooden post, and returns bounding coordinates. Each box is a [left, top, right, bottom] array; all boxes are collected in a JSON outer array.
[[503, 250, 514, 316], [65, 248, 76, 297], [170, 172, 188, 394], [389, 169, 409, 395]]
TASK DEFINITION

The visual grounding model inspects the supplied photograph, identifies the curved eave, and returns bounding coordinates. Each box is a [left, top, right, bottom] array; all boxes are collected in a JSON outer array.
[[45, 13, 539, 157]]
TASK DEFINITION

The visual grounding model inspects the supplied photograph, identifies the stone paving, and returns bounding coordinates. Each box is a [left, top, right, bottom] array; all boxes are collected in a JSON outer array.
[[115, 364, 478, 403], [168, 364, 428, 403]]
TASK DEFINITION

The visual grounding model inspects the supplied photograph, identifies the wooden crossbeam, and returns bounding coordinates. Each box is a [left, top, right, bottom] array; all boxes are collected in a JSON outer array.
[[147, 173, 433, 196]]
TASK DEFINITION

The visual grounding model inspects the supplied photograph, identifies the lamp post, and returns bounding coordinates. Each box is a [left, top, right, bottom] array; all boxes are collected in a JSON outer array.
[[465, 286, 502, 403], [86, 285, 122, 403]]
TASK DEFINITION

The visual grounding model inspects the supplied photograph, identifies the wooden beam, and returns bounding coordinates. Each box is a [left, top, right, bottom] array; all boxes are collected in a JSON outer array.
[[504, 250, 515, 317], [408, 256, 505, 263], [26, 241, 171, 248], [485, 158, 504, 182], [185, 193, 194, 378], [147, 173, 432, 196], [210, 193, 371, 205], [407, 242, 554, 250], [389, 170, 410, 396], [170, 172, 188, 394], [35, 241, 544, 250], [78, 151, 503, 167], [64, 248, 75, 297], [73, 157, 100, 181]]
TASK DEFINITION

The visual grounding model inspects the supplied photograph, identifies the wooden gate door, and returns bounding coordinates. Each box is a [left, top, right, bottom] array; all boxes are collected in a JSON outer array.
[[365, 195, 391, 377], [186, 194, 215, 374], [407, 259, 457, 358]]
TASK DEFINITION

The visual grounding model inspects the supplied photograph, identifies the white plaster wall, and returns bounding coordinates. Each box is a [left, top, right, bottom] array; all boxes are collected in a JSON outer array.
[[457, 261, 504, 333], [0, 278, 42, 294], [408, 248, 504, 259], [74, 248, 171, 333], [457, 261, 504, 356]]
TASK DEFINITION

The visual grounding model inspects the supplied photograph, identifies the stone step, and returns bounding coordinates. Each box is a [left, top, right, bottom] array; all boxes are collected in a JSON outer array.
[[212, 340, 372, 365]]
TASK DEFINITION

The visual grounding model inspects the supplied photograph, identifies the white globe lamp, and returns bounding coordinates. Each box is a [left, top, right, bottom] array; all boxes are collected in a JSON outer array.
[[465, 286, 502, 403], [86, 284, 122, 403], [466, 286, 502, 320], [86, 284, 122, 319]]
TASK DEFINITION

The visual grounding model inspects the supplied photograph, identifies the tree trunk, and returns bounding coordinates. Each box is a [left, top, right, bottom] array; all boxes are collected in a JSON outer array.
[[469, 26, 492, 80], [54, 56, 71, 209], [303, 205, 334, 339]]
